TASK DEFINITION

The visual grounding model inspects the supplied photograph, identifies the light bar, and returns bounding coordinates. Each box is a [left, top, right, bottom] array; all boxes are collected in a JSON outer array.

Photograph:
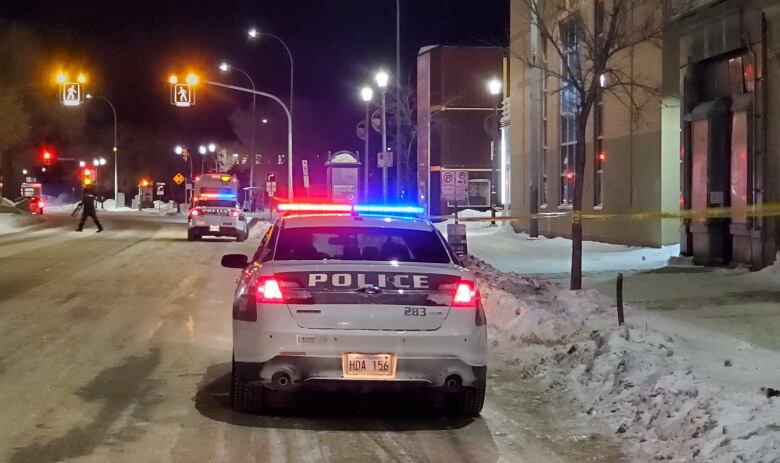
[[200, 193, 237, 200], [353, 204, 424, 215], [278, 203, 353, 213]]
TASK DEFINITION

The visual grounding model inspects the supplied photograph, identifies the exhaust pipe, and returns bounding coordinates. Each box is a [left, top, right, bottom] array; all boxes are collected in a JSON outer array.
[[444, 375, 462, 392], [271, 371, 293, 389]]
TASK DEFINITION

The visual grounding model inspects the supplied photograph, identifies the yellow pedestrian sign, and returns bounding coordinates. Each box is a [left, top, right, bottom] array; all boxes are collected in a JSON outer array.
[[173, 173, 185, 185]]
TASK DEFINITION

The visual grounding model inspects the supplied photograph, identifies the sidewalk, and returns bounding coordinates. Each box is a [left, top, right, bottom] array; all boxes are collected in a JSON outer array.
[[464, 224, 780, 462]]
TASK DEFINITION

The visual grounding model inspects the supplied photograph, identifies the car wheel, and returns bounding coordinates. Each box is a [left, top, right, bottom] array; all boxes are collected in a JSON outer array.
[[231, 358, 265, 414], [187, 229, 200, 241], [236, 230, 247, 242], [446, 377, 486, 417]]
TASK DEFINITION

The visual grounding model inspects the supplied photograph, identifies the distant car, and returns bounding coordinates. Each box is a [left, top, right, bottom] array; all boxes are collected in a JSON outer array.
[[221, 203, 487, 416], [28, 196, 44, 215]]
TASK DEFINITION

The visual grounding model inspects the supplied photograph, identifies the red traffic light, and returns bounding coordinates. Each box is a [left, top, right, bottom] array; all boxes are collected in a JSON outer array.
[[39, 146, 56, 166]]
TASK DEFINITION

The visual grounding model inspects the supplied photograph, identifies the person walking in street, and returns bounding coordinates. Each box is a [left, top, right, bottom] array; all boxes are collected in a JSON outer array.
[[75, 188, 104, 232]]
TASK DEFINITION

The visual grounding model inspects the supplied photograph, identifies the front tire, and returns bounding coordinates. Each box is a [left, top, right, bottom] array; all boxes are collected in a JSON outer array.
[[231, 358, 265, 413]]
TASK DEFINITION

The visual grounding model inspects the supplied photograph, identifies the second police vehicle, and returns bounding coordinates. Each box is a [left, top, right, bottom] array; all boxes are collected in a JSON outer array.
[[221, 202, 487, 416], [187, 174, 248, 241]]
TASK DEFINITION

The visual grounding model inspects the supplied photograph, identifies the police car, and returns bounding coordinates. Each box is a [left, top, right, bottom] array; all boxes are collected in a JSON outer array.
[[221, 203, 487, 416], [188, 174, 248, 241]]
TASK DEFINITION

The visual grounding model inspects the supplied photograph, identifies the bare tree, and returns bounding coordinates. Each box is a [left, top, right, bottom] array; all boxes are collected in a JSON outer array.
[[389, 81, 417, 197], [512, 0, 663, 290]]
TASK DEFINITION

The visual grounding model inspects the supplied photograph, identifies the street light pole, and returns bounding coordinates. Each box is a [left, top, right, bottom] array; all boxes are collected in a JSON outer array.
[[206, 80, 294, 200], [86, 94, 118, 207], [488, 79, 502, 227], [395, 0, 402, 199], [375, 71, 389, 202], [220, 65, 256, 190], [248, 29, 294, 123], [360, 86, 374, 201]]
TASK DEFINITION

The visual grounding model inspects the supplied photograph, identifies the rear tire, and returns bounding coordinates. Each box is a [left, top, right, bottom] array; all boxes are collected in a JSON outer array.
[[446, 377, 486, 417], [187, 229, 200, 241], [236, 230, 247, 242], [231, 358, 265, 414]]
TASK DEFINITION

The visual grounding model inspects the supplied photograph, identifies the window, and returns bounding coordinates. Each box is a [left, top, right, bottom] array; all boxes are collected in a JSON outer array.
[[559, 17, 579, 206], [540, 38, 549, 207], [468, 179, 491, 207], [274, 227, 451, 263]]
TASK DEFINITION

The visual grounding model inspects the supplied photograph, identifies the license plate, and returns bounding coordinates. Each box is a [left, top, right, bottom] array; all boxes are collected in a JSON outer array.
[[209, 225, 220, 232], [342, 353, 396, 378]]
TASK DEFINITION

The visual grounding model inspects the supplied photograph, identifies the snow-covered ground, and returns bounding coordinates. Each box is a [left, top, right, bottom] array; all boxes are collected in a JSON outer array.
[[0, 212, 42, 235], [463, 223, 780, 461], [472, 256, 780, 462]]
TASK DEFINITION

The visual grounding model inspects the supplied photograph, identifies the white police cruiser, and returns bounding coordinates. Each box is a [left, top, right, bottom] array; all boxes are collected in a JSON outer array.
[[221, 203, 487, 416], [187, 174, 248, 241]]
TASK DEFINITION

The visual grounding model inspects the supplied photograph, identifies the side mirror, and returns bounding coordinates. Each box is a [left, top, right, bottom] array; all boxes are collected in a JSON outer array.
[[221, 254, 249, 269]]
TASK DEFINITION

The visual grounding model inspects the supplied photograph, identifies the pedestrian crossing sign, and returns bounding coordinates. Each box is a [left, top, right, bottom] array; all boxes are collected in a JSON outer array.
[[171, 84, 195, 107], [61, 83, 82, 106]]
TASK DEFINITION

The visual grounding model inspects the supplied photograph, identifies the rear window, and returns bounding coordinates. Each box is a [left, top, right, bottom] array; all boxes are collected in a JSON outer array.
[[196, 200, 236, 208], [274, 226, 451, 263]]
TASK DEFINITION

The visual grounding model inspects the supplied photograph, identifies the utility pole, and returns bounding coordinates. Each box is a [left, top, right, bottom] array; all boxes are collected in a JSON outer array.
[[395, 0, 402, 199]]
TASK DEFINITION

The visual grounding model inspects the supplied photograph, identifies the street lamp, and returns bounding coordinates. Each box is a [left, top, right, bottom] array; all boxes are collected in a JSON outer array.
[[375, 70, 389, 201], [360, 86, 374, 201], [219, 61, 257, 197], [208, 143, 216, 153], [487, 78, 503, 226], [85, 93, 119, 207], [79, 161, 86, 168], [247, 27, 294, 128], [22, 169, 28, 175], [198, 145, 207, 155]]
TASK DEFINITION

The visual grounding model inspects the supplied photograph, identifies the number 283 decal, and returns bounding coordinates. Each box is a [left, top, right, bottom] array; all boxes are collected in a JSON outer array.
[[404, 307, 427, 317]]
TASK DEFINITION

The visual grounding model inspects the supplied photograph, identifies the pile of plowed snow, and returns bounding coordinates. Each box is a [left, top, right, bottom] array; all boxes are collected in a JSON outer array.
[[469, 256, 780, 462]]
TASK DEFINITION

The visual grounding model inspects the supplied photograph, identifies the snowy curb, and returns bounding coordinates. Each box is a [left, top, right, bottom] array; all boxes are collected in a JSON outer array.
[[468, 257, 780, 462]]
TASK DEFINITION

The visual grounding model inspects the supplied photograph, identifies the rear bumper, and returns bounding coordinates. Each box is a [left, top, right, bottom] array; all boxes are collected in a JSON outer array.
[[190, 225, 244, 237], [234, 358, 487, 390], [233, 317, 487, 388]]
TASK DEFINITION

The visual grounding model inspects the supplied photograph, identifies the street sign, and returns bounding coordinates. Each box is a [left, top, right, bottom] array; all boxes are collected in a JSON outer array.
[[302, 160, 310, 189], [171, 84, 194, 107], [61, 83, 82, 106], [156, 182, 165, 196], [173, 173, 185, 185], [371, 109, 383, 133], [454, 170, 469, 202], [267, 172, 276, 183], [442, 170, 469, 202], [356, 120, 368, 141], [266, 181, 277, 194], [447, 223, 468, 257], [377, 151, 393, 168]]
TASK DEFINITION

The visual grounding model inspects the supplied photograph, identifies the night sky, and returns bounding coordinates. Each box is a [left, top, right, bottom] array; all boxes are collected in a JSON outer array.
[[1, 0, 507, 175]]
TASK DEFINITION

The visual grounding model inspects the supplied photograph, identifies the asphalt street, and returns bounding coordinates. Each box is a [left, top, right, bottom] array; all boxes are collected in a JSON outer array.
[[0, 212, 627, 463]]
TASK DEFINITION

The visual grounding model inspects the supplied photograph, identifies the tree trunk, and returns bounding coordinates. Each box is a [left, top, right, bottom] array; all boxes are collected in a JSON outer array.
[[570, 121, 588, 290]]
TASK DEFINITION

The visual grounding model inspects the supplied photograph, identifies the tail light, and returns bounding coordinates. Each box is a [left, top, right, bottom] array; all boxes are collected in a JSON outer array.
[[256, 277, 284, 303], [452, 279, 478, 307], [231, 210, 240, 217], [190, 208, 201, 217]]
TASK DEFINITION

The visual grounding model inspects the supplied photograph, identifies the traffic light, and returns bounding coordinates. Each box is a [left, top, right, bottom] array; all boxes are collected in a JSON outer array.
[[39, 146, 56, 167], [82, 166, 96, 186]]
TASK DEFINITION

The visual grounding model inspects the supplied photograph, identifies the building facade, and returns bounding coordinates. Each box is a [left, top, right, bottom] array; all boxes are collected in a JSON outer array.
[[508, 0, 681, 247], [417, 45, 506, 216], [670, 0, 780, 269]]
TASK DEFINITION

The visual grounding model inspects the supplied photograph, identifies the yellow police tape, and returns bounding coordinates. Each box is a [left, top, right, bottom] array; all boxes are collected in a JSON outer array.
[[429, 203, 780, 223]]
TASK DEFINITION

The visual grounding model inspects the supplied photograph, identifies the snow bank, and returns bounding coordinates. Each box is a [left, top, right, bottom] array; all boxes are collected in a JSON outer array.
[[0, 212, 41, 234], [470, 257, 780, 462], [433, 208, 499, 231]]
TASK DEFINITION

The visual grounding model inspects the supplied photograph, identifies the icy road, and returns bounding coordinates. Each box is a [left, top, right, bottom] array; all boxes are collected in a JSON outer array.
[[0, 213, 627, 463]]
